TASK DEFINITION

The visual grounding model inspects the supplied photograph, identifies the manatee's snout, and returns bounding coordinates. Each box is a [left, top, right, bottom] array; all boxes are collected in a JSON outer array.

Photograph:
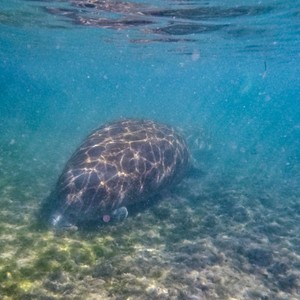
[[50, 212, 63, 227], [50, 212, 77, 231]]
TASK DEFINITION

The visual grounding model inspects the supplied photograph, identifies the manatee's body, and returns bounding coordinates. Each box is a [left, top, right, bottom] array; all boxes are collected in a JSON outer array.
[[42, 119, 189, 228]]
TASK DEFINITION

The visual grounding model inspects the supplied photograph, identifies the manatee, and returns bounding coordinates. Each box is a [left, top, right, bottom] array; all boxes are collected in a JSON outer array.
[[40, 119, 189, 229]]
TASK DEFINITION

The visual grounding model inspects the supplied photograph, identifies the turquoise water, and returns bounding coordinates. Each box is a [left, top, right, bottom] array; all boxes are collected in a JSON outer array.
[[1, 0, 300, 299]]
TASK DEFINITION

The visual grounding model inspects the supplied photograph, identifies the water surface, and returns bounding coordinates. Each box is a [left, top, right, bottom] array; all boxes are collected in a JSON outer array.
[[0, 0, 300, 299]]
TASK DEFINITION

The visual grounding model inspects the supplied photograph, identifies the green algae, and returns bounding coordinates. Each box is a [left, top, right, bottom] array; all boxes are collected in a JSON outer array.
[[0, 259, 39, 298]]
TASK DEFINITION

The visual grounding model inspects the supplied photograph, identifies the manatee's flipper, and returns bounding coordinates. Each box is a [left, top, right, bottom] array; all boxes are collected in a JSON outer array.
[[111, 206, 128, 222]]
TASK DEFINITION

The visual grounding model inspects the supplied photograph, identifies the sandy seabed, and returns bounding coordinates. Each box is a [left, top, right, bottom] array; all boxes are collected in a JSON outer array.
[[0, 132, 300, 300]]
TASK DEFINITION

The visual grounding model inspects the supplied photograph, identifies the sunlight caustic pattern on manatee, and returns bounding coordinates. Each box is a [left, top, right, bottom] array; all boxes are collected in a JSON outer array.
[[40, 119, 190, 229]]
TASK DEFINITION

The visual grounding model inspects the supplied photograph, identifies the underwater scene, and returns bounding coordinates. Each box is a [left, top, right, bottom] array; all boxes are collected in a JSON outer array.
[[1, 0, 300, 299]]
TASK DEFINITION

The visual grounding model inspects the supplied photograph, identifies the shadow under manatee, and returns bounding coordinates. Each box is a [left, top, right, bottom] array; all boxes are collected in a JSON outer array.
[[34, 189, 177, 232]]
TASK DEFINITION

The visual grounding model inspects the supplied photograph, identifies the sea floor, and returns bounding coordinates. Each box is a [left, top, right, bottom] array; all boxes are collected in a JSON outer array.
[[0, 133, 300, 299]]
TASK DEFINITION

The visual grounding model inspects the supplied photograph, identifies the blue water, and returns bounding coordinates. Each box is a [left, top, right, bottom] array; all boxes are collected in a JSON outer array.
[[1, 0, 300, 298]]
